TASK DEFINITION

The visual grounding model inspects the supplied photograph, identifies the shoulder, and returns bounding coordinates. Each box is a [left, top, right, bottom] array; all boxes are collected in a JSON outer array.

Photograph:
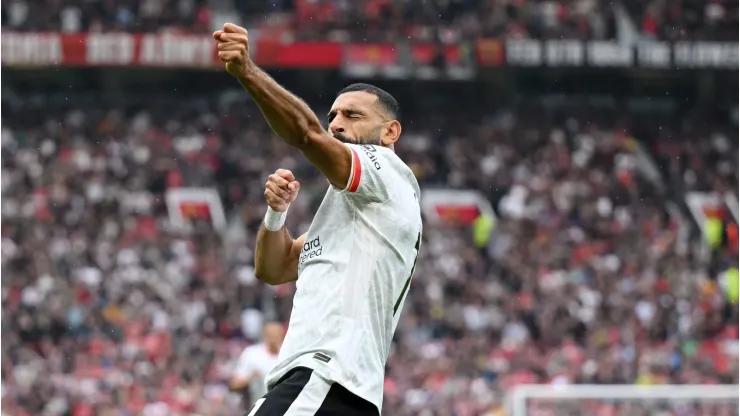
[[340, 143, 419, 204], [347, 144, 409, 176], [242, 344, 260, 357]]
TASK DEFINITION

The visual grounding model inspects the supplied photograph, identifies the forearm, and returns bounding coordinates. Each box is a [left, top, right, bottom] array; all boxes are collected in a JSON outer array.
[[236, 65, 323, 148], [254, 224, 296, 284], [229, 377, 250, 392]]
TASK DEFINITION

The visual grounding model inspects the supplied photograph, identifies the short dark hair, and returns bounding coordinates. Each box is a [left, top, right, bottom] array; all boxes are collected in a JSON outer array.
[[337, 83, 401, 122]]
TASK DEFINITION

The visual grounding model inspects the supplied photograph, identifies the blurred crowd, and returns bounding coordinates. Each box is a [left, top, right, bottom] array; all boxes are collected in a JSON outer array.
[[623, 0, 738, 41], [2, 0, 736, 41], [286, 0, 617, 42], [1, 96, 737, 415], [0, 0, 213, 33]]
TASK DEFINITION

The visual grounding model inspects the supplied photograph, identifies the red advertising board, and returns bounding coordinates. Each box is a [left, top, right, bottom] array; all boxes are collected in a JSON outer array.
[[6, 32, 732, 70], [1, 32, 342, 68], [341, 43, 473, 79], [343, 43, 462, 66], [252, 39, 341, 68], [411, 44, 462, 65], [344, 44, 398, 65]]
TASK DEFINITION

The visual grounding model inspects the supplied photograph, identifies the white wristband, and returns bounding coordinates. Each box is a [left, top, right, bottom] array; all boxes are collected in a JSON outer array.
[[264, 206, 288, 231]]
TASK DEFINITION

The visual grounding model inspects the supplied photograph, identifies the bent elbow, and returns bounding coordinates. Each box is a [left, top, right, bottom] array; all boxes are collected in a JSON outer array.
[[255, 275, 279, 286], [253, 267, 277, 285], [255, 265, 291, 286]]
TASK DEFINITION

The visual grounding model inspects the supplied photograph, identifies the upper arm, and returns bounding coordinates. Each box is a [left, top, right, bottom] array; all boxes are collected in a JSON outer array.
[[339, 144, 394, 203], [301, 134, 394, 204], [279, 233, 307, 284], [300, 130, 353, 190]]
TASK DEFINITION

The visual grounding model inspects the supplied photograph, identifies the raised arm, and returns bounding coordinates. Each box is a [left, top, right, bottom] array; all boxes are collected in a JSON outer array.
[[214, 23, 352, 189]]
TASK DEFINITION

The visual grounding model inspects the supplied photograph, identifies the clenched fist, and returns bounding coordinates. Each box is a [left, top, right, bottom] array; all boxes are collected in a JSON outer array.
[[265, 169, 300, 212], [213, 23, 252, 77]]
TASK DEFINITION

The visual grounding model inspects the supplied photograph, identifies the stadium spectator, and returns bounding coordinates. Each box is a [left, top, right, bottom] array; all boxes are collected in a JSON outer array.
[[623, 0, 738, 40]]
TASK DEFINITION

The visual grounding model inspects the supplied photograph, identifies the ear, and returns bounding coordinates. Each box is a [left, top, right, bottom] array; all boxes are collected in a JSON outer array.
[[381, 120, 402, 147]]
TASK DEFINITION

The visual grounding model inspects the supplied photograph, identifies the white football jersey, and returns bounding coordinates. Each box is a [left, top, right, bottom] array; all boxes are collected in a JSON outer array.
[[234, 343, 281, 407], [265, 143, 422, 412]]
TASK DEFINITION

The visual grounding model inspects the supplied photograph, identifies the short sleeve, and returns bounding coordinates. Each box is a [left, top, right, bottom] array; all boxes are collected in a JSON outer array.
[[233, 347, 256, 378], [340, 144, 394, 203]]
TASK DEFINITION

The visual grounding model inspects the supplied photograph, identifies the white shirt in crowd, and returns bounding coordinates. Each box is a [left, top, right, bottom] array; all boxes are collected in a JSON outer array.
[[234, 343, 281, 406]]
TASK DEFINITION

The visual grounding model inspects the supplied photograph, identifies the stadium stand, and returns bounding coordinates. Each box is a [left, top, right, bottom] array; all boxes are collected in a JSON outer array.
[[5, 0, 736, 41], [1, 0, 737, 415], [2, 0, 735, 41], [1, 97, 737, 415]]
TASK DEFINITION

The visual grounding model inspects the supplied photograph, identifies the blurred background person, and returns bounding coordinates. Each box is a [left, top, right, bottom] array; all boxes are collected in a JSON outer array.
[[230, 322, 285, 411]]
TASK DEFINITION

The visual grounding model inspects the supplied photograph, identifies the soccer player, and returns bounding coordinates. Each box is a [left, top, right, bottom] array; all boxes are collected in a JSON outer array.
[[214, 23, 422, 416], [230, 322, 285, 410]]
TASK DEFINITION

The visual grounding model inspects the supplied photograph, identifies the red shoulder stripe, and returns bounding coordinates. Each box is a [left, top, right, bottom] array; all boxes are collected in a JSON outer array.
[[348, 148, 362, 192]]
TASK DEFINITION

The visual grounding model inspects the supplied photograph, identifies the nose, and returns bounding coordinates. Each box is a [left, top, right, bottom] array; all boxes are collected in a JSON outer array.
[[328, 116, 346, 134], [329, 123, 345, 135]]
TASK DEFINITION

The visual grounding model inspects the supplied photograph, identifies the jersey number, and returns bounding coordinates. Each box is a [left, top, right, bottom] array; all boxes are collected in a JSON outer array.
[[393, 232, 421, 316]]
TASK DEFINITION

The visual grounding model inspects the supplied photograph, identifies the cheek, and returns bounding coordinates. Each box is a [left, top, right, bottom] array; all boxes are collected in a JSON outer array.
[[354, 122, 373, 135]]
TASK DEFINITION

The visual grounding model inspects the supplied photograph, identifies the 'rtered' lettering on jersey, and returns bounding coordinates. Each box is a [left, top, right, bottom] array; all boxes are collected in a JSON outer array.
[[299, 235, 323, 265]]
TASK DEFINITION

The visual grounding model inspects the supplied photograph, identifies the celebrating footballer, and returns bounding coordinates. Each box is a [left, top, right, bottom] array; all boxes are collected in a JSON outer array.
[[214, 22, 422, 416]]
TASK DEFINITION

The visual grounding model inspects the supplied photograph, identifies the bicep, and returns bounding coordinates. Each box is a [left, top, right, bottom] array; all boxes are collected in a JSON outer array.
[[300, 130, 352, 189]]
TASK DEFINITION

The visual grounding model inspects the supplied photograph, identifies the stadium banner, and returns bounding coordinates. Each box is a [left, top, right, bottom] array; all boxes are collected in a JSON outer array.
[[165, 188, 227, 233], [2, 32, 217, 67], [477, 38, 506, 67], [421, 189, 495, 226], [342, 44, 403, 78], [1, 32, 471, 73], [478, 39, 738, 69], [341, 43, 475, 80], [4, 32, 733, 71], [685, 192, 738, 249]]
